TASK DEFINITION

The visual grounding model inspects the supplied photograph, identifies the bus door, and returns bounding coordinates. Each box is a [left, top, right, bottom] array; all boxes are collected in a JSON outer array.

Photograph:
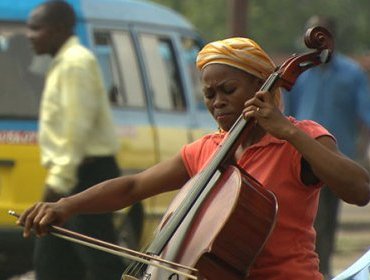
[[92, 28, 157, 174], [135, 28, 193, 162], [135, 27, 216, 161], [128, 27, 213, 235]]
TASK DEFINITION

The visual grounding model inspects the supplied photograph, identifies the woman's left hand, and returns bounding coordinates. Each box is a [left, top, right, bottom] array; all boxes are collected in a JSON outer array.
[[243, 90, 295, 139]]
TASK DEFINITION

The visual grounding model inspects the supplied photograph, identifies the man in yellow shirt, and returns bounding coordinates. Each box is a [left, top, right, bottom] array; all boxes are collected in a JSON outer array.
[[27, 1, 123, 279]]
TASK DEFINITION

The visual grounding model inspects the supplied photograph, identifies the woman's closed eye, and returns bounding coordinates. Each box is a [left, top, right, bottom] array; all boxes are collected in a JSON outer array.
[[203, 88, 215, 99], [223, 85, 236, 94]]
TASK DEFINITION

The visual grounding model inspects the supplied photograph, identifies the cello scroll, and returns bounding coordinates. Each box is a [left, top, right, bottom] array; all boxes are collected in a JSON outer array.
[[275, 26, 334, 91]]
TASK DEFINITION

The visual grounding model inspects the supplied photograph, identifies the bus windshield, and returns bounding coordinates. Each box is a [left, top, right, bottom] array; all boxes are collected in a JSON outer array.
[[0, 23, 49, 119]]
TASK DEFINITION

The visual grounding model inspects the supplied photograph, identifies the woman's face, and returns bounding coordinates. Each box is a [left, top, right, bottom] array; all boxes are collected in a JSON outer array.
[[201, 64, 262, 131]]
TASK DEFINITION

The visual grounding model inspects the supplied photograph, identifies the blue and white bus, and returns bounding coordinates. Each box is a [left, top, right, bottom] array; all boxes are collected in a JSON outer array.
[[0, 0, 214, 277]]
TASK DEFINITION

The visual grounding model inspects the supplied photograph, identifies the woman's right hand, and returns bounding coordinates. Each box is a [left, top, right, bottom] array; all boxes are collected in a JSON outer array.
[[17, 200, 71, 238]]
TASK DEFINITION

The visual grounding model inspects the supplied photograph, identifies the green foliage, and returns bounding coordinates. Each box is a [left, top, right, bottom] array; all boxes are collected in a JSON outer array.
[[151, 0, 370, 54], [152, 0, 228, 41]]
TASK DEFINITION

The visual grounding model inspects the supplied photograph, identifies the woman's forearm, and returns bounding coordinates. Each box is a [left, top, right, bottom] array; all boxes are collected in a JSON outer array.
[[59, 176, 139, 216]]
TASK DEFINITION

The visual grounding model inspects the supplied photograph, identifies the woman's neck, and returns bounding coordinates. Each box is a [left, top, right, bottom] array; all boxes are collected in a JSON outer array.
[[234, 125, 265, 161], [243, 125, 265, 147]]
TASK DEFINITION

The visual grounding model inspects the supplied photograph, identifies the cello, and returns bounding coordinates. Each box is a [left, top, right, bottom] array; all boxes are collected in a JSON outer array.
[[122, 26, 334, 280], [10, 26, 334, 280]]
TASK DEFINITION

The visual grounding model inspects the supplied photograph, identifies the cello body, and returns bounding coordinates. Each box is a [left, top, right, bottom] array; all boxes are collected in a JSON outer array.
[[145, 166, 277, 280]]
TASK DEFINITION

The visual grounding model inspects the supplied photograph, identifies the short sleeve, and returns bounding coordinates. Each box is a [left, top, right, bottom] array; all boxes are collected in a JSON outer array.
[[181, 133, 223, 177]]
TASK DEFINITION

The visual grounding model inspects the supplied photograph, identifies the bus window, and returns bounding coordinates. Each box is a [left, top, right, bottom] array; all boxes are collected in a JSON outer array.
[[139, 34, 186, 112], [0, 24, 47, 118], [94, 32, 121, 105], [94, 30, 145, 108], [181, 37, 205, 110]]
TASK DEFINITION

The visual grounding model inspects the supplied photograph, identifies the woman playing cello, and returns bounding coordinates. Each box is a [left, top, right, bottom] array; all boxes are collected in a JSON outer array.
[[18, 37, 370, 280]]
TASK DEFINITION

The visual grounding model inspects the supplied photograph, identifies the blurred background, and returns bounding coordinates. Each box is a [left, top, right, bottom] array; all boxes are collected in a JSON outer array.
[[151, 0, 370, 55], [1, 0, 370, 279]]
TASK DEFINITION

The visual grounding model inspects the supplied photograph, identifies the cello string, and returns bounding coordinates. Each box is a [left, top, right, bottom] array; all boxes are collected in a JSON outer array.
[[124, 243, 153, 277], [124, 255, 146, 278], [132, 257, 148, 277]]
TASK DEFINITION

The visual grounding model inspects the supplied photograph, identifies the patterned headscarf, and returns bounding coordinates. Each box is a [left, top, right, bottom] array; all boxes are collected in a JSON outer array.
[[196, 37, 281, 107]]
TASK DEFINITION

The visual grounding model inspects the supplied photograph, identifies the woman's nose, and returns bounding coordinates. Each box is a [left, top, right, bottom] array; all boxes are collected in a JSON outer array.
[[213, 93, 226, 108]]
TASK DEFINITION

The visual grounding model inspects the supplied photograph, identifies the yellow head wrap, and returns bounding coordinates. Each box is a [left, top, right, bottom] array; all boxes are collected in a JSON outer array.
[[196, 37, 281, 107]]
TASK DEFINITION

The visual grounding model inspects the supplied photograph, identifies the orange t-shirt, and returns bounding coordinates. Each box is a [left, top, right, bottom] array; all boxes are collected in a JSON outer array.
[[181, 117, 334, 280]]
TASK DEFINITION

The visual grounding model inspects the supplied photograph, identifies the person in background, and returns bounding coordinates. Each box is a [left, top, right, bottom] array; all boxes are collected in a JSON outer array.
[[17, 35, 370, 279], [284, 15, 370, 279], [26, 1, 124, 279]]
